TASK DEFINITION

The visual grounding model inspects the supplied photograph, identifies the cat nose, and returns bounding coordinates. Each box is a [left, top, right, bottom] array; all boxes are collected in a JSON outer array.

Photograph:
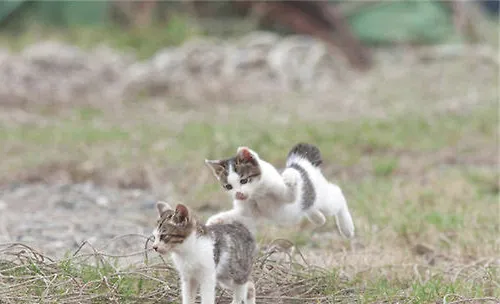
[[152, 245, 158, 251]]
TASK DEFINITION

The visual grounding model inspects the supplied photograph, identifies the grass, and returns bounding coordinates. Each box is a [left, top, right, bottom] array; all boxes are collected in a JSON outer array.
[[1, 99, 497, 302], [1, 104, 496, 176], [0, 241, 497, 304], [0, 20, 499, 303], [0, 14, 201, 59], [0, 79, 498, 303]]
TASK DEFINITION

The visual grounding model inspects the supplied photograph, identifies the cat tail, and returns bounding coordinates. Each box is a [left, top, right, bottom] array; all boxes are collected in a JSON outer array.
[[327, 183, 355, 238], [286, 143, 322, 167]]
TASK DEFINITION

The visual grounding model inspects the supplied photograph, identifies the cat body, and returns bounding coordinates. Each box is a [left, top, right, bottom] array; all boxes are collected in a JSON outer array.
[[152, 201, 256, 304], [205, 143, 355, 238]]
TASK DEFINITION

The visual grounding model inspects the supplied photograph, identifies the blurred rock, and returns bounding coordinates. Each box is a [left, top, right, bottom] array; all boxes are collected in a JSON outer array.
[[0, 32, 347, 106]]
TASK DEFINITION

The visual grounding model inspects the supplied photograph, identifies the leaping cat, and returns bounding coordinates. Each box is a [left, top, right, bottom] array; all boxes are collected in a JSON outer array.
[[205, 143, 355, 238]]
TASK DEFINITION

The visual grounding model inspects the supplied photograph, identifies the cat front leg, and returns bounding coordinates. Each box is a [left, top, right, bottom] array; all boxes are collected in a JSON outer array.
[[181, 277, 198, 304], [206, 209, 241, 226], [207, 208, 257, 236], [199, 273, 216, 304]]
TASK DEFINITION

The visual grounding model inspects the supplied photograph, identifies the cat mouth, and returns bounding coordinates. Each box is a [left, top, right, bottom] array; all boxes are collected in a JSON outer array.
[[235, 192, 248, 200]]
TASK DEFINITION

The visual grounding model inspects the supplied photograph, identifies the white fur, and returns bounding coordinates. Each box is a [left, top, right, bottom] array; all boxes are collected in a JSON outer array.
[[207, 147, 355, 238], [153, 205, 255, 304]]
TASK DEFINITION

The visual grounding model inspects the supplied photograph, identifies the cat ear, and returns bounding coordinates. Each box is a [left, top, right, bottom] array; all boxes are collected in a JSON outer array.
[[174, 204, 190, 223], [237, 147, 258, 162], [156, 200, 173, 216], [205, 159, 226, 178]]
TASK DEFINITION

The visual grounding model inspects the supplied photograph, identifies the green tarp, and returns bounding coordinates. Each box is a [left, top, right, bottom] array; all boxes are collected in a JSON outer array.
[[346, 1, 458, 44], [0, 0, 108, 27], [0, 0, 24, 24]]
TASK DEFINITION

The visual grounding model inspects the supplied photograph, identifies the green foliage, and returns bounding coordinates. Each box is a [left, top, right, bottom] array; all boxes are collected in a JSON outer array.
[[0, 14, 200, 59]]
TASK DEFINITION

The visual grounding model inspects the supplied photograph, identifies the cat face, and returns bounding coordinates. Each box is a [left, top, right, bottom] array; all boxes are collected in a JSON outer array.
[[152, 201, 194, 255], [205, 147, 262, 201]]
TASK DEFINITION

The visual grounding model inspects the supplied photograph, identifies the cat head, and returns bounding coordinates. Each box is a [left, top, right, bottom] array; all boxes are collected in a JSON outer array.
[[152, 201, 195, 255], [205, 146, 262, 201]]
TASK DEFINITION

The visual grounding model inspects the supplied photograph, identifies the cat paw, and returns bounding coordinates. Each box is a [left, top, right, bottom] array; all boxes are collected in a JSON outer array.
[[282, 169, 299, 202], [306, 209, 326, 226], [206, 216, 225, 226], [282, 169, 299, 188]]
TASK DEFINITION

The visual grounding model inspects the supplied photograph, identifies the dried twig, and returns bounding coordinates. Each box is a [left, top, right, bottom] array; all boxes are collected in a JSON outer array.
[[443, 294, 500, 304]]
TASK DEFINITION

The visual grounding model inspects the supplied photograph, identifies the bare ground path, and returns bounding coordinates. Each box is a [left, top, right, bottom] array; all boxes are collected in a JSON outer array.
[[0, 183, 161, 260]]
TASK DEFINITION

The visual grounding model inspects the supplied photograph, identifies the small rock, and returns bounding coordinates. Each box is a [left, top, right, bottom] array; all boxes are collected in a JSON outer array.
[[55, 200, 75, 210], [413, 243, 434, 256], [18, 235, 36, 242], [50, 241, 67, 249], [132, 189, 142, 198], [95, 196, 109, 207], [141, 200, 157, 210]]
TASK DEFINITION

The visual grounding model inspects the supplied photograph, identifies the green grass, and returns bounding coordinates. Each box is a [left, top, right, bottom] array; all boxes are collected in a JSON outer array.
[[372, 157, 399, 177], [0, 104, 495, 173], [0, 14, 200, 59]]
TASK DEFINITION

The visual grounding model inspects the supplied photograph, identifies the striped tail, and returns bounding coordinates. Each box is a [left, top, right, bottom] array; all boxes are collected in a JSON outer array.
[[286, 143, 322, 167]]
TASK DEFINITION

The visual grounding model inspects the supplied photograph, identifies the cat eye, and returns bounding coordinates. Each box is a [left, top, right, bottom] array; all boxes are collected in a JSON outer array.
[[160, 233, 184, 241], [224, 184, 233, 190], [240, 178, 248, 184]]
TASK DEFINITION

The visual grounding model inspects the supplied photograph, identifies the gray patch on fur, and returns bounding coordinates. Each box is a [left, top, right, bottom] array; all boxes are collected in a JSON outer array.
[[206, 222, 256, 285], [287, 143, 323, 167], [289, 163, 316, 210]]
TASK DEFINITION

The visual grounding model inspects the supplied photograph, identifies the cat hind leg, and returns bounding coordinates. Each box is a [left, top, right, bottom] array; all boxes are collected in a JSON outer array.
[[335, 206, 355, 238], [320, 183, 355, 238], [246, 281, 255, 304]]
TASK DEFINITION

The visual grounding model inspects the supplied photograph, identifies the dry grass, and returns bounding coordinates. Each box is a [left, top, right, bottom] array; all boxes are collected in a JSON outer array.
[[0, 238, 355, 304], [1, 237, 498, 304]]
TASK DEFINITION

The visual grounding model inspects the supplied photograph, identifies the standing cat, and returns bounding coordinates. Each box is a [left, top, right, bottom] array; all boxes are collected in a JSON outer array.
[[152, 201, 256, 304], [205, 143, 355, 238]]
